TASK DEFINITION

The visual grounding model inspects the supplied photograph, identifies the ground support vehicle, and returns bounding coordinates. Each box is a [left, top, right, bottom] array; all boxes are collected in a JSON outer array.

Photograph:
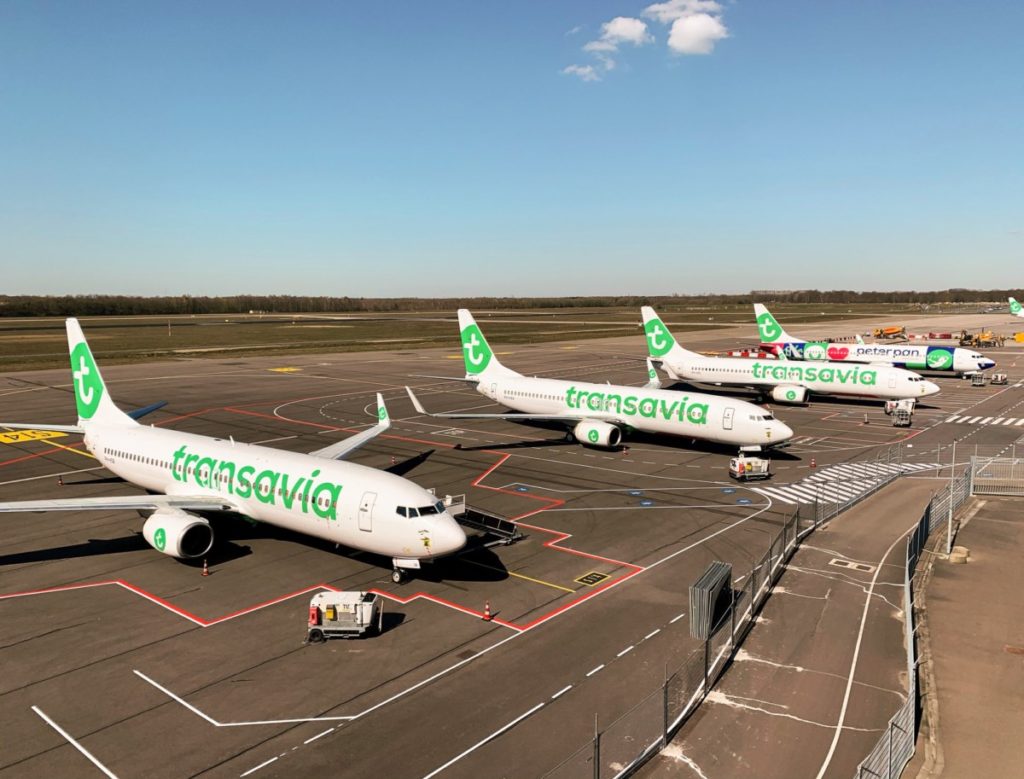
[[307, 591, 383, 642]]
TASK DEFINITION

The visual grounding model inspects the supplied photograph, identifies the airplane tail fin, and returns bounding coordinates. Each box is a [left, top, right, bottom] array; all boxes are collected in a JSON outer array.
[[753, 304, 799, 344], [1010, 297, 1023, 317], [66, 318, 136, 428], [457, 309, 519, 380], [640, 306, 702, 364]]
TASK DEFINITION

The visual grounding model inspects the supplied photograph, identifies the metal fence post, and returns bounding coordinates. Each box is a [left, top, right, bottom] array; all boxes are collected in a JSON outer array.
[[730, 582, 737, 644], [662, 667, 670, 746], [593, 715, 600, 779], [703, 639, 710, 694], [887, 720, 894, 778]]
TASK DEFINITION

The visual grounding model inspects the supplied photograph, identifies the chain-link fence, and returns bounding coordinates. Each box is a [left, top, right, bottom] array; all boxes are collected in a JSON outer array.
[[853, 466, 971, 778], [542, 444, 914, 779]]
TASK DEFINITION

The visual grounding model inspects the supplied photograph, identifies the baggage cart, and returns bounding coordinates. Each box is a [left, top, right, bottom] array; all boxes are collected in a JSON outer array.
[[307, 591, 383, 642]]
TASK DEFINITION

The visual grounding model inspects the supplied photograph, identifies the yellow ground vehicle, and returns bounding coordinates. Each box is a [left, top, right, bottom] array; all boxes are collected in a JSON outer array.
[[872, 326, 906, 339], [959, 330, 1005, 347]]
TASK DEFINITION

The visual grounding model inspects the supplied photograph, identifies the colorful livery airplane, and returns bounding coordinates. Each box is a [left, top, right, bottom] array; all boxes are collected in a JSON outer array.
[[642, 306, 940, 405]]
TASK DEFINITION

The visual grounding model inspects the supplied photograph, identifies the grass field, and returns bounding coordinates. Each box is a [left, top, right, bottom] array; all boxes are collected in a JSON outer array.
[[0, 304, 931, 371]]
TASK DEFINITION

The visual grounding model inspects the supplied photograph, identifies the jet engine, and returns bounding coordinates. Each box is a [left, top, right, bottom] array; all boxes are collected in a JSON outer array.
[[142, 509, 214, 559], [573, 420, 623, 448], [769, 385, 808, 404]]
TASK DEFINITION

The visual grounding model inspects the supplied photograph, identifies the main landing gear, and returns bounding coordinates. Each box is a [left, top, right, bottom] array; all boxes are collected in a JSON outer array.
[[391, 568, 406, 584]]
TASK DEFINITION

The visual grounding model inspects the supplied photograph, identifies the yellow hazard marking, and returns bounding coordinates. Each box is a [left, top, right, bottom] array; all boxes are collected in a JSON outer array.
[[462, 558, 575, 593], [576, 571, 609, 587], [0, 430, 68, 444], [269, 367, 301, 373], [39, 440, 96, 460]]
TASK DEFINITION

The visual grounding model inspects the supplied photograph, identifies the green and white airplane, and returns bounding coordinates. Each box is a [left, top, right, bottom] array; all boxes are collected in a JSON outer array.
[[642, 306, 941, 405], [0, 319, 465, 582], [754, 303, 994, 374], [1010, 297, 1024, 318], [406, 310, 793, 452]]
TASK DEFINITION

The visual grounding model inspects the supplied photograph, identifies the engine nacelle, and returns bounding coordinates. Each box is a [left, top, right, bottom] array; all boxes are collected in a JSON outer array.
[[573, 420, 622, 449], [143, 509, 214, 559], [770, 385, 808, 404]]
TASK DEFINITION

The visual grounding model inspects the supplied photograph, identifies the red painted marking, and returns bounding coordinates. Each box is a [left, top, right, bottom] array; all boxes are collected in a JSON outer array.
[[1, 402, 647, 632], [0, 443, 88, 469]]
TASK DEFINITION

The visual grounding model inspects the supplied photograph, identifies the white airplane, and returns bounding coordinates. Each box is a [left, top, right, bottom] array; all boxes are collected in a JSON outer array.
[[642, 306, 940, 405], [1010, 297, 1024, 318], [406, 310, 793, 452], [753, 303, 994, 375], [0, 319, 465, 583]]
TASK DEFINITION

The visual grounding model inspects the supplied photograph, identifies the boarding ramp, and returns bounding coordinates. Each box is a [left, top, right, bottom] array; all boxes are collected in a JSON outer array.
[[443, 494, 524, 547]]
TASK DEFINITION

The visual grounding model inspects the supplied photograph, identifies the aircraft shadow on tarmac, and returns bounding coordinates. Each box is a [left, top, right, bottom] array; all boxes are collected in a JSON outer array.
[[385, 449, 435, 476]]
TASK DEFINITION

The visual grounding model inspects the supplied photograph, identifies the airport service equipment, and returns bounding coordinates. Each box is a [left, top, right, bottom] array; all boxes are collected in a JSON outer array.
[[307, 591, 383, 641], [991, 373, 1008, 385], [972, 373, 987, 387], [728, 456, 771, 481]]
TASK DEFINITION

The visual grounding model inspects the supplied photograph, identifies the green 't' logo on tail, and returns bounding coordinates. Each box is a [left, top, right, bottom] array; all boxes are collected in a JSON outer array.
[[1011, 298, 1022, 315], [756, 311, 783, 342], [644, 318, 675, 358], [70, 342, 103, 420], [460, 324, 492, 374]]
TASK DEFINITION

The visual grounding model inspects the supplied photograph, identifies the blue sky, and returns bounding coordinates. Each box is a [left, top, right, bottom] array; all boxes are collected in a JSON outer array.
[[1, 1, 1021, 296]]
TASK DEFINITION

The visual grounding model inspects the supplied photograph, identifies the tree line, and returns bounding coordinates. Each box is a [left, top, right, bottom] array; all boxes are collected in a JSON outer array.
[[0, 290, 1015, 318]]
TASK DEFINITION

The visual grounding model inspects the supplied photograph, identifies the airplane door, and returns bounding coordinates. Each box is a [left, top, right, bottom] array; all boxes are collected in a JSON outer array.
[[888, 375, 897, 389], [723, 407, 735, 430], [358, 491, 376, 532]]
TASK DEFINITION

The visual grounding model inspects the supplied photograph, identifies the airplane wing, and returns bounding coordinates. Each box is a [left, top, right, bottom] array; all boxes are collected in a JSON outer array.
[[405, 387, 586, 423], [308, 393, 391, 460], [643, 359, 662, 390], [0, 494, 236, 514]]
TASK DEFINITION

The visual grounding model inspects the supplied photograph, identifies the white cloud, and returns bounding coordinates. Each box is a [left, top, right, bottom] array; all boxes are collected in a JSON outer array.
[[666, 12, 728, 54], [566, 25, 583, 36], [562, 64, 601, 82], [598, 16, 654, 47], [643, 0, 722, 24], [583, 39, 618, 53]]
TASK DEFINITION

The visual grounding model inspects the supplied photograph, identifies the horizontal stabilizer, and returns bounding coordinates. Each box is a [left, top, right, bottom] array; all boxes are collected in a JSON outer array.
[[127, 401, 169, 421], [0, 422, 84, 434]]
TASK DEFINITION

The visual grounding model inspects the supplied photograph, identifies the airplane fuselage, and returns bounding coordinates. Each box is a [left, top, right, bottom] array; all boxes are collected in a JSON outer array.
[[475, 374, 792, 448], [84, 424, 464, 560], [663, 355, 939, 401], [764, 341, 994, 374]]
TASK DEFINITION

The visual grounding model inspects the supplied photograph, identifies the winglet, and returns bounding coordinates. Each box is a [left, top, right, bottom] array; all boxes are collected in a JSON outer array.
[[307, 392, 392, 461], [405, 386, 430, 416], [644, 358, 662, 390]]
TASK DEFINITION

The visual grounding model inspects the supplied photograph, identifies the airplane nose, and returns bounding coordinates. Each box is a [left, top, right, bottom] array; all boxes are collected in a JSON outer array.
[[437, 515, 467, 555], [773, 421, 794, 442], [923, 381, 941, 396]]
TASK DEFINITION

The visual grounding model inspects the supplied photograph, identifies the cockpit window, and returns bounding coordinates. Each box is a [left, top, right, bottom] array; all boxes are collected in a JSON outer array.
[[396, 506, 407, 517], [418, 501, 445, 516]]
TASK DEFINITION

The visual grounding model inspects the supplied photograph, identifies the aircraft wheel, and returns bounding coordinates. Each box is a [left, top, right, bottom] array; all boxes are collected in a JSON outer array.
[[391, 569, 405, 584]]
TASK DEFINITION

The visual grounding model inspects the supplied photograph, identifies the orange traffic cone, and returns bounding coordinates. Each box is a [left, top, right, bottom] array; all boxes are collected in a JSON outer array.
[[810, 458, 816, 469], [202, 559, 210, 577], [483, 600, 492, 621]]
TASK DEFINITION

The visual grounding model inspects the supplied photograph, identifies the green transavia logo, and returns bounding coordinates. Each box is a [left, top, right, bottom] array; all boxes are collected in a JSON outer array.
[[461, 324, 492, 374], [154, 527, 166, 552], [644, 319, 675, 358], [1011, 298, 1022, 315], [757, 312, 783, 342], [587, 429, 599, 443], [378, 406, 388, 421], [926, 349, 953, 369], [70, 342, 102, 419], [786, 389, 797, 401], [802, 342, 827, 361]]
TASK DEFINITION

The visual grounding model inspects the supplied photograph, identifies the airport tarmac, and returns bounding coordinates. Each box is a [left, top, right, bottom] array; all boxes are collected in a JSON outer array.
[[1, 312, 1022, 778]]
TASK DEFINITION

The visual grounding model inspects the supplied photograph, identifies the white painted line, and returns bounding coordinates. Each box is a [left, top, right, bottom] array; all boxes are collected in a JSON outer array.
[[944, 415, 961, 423], [31, 706, 119, 779], [670, 612, 687, 624], [240, 756, 278, 777], [617, 645, 635, 657], [1015, 419, 1024, 426], [965, 416, 983, 424], [551, 685, 572, 700], [993, 418, 1006, 425], [586, 664, 606, 677], [421, 702, 545, 779], [303, 728, 334, 744], [645, 629, 661, 640]]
